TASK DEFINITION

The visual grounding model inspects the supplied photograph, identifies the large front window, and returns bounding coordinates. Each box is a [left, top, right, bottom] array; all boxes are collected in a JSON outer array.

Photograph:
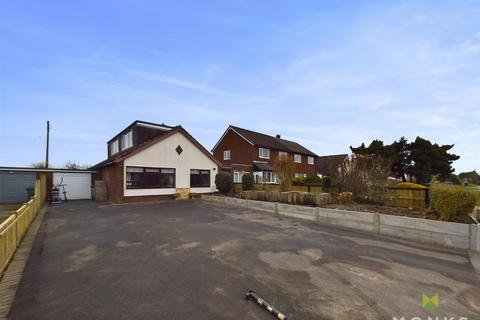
[[190, 169, 210, 188], [126, 166, 175, 189], [259, 148, 270, 159], [254, 171, 277, 184]]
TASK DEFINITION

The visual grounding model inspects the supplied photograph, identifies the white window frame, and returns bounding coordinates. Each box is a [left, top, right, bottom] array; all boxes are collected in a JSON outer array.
[[253, 171, 277, 184], [294, 154, 302, 163], [223, 150, 231, 160], [308, 156, 314, 165], [295, 173, 307, 178], [259, 148, 270, 159], [234, 171, 245, 183], [121, 130, 133, 150], [110, 139, 119, 155], [278, 151, 287, 158]]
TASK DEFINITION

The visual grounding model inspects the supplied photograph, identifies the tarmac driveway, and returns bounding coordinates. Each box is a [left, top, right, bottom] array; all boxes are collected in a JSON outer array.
[[8, 200, 480, 319]]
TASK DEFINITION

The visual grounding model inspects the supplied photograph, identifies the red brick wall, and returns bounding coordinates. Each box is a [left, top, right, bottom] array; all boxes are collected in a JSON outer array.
[[97, 162, 124, 203], [213, 129, 255, 167]]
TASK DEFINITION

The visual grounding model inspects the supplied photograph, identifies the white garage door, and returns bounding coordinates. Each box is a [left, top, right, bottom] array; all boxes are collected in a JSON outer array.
[[53, 172, 91, 200]]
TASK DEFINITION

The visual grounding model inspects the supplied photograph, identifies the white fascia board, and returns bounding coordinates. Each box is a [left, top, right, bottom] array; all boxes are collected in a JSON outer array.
[[137, 122, 172, 131]]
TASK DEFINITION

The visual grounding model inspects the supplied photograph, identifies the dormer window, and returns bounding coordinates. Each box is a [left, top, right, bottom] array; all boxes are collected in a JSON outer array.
[[110, 139, 119, 155], [122, 130, 133, 150]]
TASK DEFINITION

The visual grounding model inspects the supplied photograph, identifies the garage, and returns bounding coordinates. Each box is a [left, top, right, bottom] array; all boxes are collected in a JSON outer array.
[[0, 171, 36, 203], [53, 172, 92, 200], [0, 167, 95, 203]]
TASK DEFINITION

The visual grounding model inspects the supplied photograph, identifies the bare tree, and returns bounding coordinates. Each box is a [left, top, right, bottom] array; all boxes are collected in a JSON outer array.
[[65, 161, 89, 170], [31, 161, 47, 168], [337, 154, 392, 204], [273, 154, 296, 192]]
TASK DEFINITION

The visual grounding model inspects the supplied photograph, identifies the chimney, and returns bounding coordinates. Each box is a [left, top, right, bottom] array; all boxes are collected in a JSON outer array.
[[276, 134, 281, 139]]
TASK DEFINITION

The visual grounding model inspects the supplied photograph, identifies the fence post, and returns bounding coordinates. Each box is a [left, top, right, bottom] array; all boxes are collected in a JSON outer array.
[[374, 213, 380, 234], [315, 207, 320, 224], [15, 210, 19, 247]]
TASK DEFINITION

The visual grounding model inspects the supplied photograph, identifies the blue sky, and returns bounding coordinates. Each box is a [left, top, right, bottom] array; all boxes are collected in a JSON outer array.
[[1, 0, 479, 172]]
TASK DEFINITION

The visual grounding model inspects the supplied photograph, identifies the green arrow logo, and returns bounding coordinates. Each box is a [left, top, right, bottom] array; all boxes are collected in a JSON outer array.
[[422, 293, 439, 309]]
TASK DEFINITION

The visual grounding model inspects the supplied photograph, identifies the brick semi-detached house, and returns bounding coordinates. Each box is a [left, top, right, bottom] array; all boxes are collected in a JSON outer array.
[[212, 125, 319, 184]]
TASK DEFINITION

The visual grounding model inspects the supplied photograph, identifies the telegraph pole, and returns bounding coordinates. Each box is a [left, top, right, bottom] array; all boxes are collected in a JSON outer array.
[[45, 120, 50, 168]]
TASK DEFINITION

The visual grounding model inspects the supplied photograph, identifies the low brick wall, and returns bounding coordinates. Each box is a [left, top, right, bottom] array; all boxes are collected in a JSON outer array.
[[201, 195, 479, 252]]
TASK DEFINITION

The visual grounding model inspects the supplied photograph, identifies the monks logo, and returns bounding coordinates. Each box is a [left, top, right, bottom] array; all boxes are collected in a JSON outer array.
[[392, 293, 469, 320], [422, 293, 439, 309]]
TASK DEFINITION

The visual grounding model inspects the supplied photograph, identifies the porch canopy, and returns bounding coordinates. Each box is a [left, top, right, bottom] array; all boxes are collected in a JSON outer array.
[[253, 162, 273, 172]]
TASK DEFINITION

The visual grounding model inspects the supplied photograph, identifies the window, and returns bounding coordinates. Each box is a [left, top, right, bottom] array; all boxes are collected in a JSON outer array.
[[259, 148, 270, 159], [223, 150, 231, 160], [295, 173, 307, 178], [294, 154, 302, 163], [110, 139, 119, 155], [254, 171, 277, 184], [190, 169, 210, 188], [308, 156, 314, 165], [278, 151, 288, 158], [234, 171, 245, 183], [126, 166, 175, 189], [122, 130, 133, 150]]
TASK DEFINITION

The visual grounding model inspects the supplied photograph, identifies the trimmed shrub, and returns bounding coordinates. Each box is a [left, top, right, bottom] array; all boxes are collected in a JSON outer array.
[[241, 173, 254, 191], [292, 176, 306, 185], [430, 183, 477, 222], [304, 175, 322, 185], [394, 182, 427, 189], [215, 172, 233, 195], [292, 175, 321, 186]]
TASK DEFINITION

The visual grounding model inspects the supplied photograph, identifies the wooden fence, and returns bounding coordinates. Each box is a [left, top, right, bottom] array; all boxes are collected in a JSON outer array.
[[0, 175, 46, 274], [386, 187, 428, 208], [233, 183, 323, 193]]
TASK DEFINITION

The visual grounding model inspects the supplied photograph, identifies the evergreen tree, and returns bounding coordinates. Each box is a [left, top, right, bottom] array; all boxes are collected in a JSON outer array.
[[350, 136, 459, 184], [407, 137, 433, 184]]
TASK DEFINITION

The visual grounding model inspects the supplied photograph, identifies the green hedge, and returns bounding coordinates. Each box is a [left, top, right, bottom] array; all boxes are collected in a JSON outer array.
[[429, 183, 477, 223], [241, 173, 254, 191], [292, 175, 322, 186], [215, 172, 233, 195]]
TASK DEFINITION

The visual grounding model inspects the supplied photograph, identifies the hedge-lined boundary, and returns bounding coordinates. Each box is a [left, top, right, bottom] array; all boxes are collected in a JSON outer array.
[[430, 184, 477, 223]]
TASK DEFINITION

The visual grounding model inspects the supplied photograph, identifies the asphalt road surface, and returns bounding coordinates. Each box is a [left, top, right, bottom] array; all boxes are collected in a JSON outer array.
[[8, 200, 480, 319]]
